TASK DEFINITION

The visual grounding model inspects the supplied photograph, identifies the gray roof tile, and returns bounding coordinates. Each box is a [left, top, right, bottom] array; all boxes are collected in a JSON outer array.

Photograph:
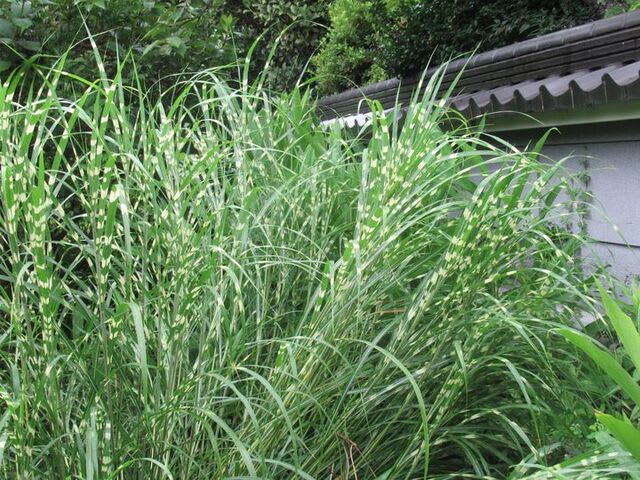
[[318, 11, 640, 126]]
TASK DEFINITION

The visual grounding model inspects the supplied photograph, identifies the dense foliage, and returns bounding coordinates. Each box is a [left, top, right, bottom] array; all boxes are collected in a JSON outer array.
[[313, 0, 607, 94], [0, 0, 328, 90], [560, 286, 640, 464], [232, 0, 329, 90], [2, 1, 638, 94], [514, 286, 640, 478], [605, 0, 640, 16], [0, 52, 618, 478]]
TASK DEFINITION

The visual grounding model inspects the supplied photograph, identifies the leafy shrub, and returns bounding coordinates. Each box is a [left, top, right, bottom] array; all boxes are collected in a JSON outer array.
[[603, 0, 640, 17], [312, 0, 386, 95], [0, 55, 601, 478], [228, 0, 330, 90], [561, 285, 640, 460], [0, 0, 237, 82], [314, 0, 604, 94], [559, 285, 640, 470], [0, 0, 328, 90], [513, 285, 640, 478]]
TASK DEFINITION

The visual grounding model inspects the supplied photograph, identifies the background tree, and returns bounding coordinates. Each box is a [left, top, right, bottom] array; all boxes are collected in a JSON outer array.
[[312, 0, 633, 95], [0, 0, 329, 90]]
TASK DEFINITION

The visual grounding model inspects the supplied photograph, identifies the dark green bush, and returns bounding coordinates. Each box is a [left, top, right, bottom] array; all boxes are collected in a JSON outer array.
[[604, 0, 640, 17], [3, 1, 634, 95], [230, 0, 330, 90], [314, 0, 606, 95], [312, 0, 386, 95], [0, 0, 328, 90], [0, 1, 233, 80]]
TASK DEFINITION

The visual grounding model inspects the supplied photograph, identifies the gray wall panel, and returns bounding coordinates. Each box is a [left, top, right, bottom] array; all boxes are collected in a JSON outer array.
[[583, 242, 640, 284], [584, 142, 640, 246], [496, 119, 640, 282]]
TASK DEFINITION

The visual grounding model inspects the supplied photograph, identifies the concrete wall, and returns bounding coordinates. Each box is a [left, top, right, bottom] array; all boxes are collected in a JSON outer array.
[[496, 119, 640, 284]]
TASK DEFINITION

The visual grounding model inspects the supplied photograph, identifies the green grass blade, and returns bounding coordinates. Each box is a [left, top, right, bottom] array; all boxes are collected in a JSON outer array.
[[598, 284, 640, 373], [558, 328, 640, 406], [596, 412, 640, 462]]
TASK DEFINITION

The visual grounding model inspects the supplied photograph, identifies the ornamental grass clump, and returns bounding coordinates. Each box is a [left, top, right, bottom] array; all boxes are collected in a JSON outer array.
[[0, 54, 597, 478]]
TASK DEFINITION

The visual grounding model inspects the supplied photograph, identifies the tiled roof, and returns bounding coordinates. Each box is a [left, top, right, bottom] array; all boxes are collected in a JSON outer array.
[[317, 10, 640, 126]]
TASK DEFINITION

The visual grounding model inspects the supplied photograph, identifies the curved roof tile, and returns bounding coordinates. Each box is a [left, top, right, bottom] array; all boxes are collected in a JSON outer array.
[[318, 11, 640, 126]]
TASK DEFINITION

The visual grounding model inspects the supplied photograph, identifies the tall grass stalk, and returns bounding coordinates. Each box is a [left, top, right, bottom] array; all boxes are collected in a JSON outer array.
[[0, 54, 598, 478]]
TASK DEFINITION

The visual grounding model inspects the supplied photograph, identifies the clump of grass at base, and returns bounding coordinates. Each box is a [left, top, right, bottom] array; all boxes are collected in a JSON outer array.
[[0, 55, 599, 478]]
